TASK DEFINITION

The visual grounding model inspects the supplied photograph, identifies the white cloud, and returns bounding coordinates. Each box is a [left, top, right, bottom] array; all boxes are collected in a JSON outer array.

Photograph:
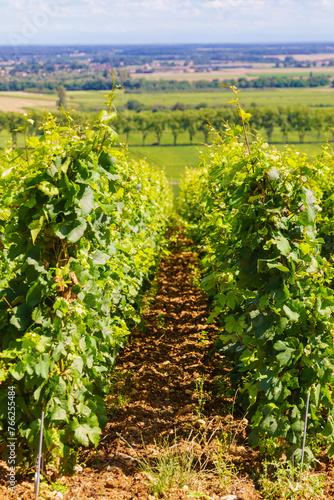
[[1, 0, 334, 44]]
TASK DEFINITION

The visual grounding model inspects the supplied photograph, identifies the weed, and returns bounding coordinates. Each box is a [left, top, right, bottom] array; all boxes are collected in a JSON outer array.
[[194, 376, 208, 417], [258, 460, 326, 500], [213, 439, 239, 491], [156, 312, 166, 328], [40, 479, 69, 498], [132, 430, 238, 498], [107, 369, 132, 411], [198, 330, 210, 346]]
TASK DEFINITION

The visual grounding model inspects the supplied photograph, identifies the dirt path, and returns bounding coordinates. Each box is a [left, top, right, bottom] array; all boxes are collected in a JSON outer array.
[[1, 231, 333, 499]]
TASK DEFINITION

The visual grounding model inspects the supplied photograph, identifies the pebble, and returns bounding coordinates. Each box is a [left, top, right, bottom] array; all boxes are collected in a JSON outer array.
[[74, 465, 83, 473], [53, 492, 64, 499]]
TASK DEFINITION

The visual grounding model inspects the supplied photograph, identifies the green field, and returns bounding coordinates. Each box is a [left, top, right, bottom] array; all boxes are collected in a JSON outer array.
[[250, 71, 334, 78], [1, 88, 334, 114], [128, 145, 206, 184], [126, 142, 326, 186], [71, 88, 334, 111], [0, 87, 331, 189], [0, 131, 326, 193]]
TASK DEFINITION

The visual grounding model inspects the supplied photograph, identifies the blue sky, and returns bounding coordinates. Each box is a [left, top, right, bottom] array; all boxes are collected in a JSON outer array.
[[1, 0, 334, 46]]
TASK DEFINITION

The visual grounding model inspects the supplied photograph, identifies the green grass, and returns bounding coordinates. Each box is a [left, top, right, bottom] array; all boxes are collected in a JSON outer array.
[[249, 71, 334, 78], [274, 143, 326, 156], [128, 145, 205, 184], [1, 87, 334, 114], [126, 141, 326, 186], [69, 88, 334, 112], [0, 128, 326, 186]]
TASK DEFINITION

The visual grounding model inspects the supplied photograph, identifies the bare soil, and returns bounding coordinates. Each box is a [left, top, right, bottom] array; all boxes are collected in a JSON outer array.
[[0, 230, 333, 499]]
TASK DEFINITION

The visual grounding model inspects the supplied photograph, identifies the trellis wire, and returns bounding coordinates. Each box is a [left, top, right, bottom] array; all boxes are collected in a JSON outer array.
[[34, 411, 44, 500]]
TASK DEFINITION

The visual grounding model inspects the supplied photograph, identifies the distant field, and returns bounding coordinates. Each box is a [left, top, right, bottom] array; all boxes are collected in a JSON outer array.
[[127, 142, 325, 185], [128, 145, 205, 185], [133, 64, 334, 81], [0, 128, 326, 187], [73, 88, 334, 111], [0, 91, 56, 112], [250, 71, 334, 78], [1, 88, 334, 114]]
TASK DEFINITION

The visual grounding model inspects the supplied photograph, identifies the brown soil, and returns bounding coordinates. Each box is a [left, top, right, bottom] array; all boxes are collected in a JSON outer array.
[[0, 230, 333, 499]]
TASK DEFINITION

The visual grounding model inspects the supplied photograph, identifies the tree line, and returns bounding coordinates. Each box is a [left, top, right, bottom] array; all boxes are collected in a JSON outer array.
[[1, 106, 333, 147], [113, 106, 334, 145], [0, 73, 331, 94]]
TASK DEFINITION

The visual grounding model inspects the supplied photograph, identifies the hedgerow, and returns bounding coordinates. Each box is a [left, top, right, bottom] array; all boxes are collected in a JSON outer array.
[[0, 98, 173, 472], [179, 89, 334, 462]]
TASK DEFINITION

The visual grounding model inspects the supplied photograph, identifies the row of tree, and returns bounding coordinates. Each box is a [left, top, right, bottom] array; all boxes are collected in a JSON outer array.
[[0, 74, 331, 94], [113, 106, 334, 145], [0, 106, 334, 146]]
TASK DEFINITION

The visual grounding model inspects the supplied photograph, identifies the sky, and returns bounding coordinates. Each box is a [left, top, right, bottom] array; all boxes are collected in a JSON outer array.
[[0, 0, 334, 46]]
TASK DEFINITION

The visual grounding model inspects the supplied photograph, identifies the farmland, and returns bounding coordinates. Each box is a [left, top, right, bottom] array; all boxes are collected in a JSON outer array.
[[1, 43, 334, 499], [2, 87, 334, 115]]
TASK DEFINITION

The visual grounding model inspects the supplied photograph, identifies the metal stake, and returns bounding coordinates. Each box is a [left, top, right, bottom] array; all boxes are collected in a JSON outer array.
[[300, 392, 310, 482], [34, 411, 44, 500]]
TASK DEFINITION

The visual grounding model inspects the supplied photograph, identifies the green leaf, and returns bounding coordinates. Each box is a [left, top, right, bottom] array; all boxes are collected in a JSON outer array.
[[56, 219, 87, 243], [10, 361, 26, 380], [260, 415, 278, 436], [327, 443, 334, 457], [273, 340, 288, 351], [77, 186, 94, 217], [98, 110, 117, 123], [72, 357, 84, 374], [38, 181, 59, 197], [272, 234, 291, 256], [323, 417, 334, 437], [277, 348, 294, 367], [225, 315, 246, 335], [74, 423, 101, 447], [29, 216, 45, 244], [98, 152, 117, 174], [35, 354, 50, 379], [10, 304, 32, 331], [91, 250, 108, 265], [226, 290, 238, 309], [267, 262, 290, 273], [50, 406, 67, 422], [248, 384, 258, 406], [283, 304, 300, 322], [291, 420, 304, 432], [67, 220, 87, 243]]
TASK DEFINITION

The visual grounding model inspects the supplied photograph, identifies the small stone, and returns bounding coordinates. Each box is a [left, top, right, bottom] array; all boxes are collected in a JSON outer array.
[[54, 493, 64, 500], [128, 426, 138, 433], [185, 389, 193, 395], [196, 419, 206, 427], [74, 465, 83, 473], [105, 480, 114, 488], [183, 485, 189, 491]]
